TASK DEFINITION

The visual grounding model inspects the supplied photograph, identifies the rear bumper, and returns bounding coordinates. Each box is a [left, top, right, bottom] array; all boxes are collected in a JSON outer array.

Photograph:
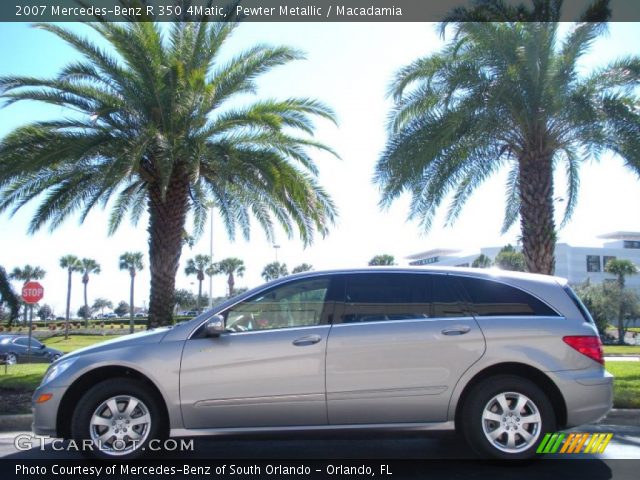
[[549, 368, 613, 427]]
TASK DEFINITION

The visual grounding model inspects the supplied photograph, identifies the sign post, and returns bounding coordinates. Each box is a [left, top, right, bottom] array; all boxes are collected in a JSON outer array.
[[22, 281, 44, 363]]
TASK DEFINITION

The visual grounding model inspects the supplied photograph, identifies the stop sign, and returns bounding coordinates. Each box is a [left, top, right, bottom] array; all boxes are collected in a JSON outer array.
[[22, 281, 44, 304]]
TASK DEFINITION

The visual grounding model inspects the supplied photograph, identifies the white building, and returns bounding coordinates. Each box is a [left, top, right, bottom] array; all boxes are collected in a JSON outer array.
[[406, 231, 640, 291]]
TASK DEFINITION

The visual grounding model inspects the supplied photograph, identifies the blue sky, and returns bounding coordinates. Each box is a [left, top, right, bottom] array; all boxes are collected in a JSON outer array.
[[0, 22, 639, 315]]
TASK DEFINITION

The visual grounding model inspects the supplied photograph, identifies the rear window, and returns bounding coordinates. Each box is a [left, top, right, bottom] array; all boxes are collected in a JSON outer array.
[[455, 276, 559, 317]]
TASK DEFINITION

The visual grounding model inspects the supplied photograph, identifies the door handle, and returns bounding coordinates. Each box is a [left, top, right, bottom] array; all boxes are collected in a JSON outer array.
[[292, 335, 322, 346], [441, 326, 471, 336]]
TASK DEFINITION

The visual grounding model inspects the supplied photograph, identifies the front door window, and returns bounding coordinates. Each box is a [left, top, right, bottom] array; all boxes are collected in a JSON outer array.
[[225, 277, 330, 332]]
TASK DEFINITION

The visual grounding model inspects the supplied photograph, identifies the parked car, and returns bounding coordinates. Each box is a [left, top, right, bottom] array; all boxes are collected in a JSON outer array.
[[32, 268, 612, 459], [134, 313, 146, 318], [0, 335, 63, 364]]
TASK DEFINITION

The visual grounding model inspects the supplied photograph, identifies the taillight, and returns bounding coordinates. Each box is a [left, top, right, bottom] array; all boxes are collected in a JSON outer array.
[[563, 336, 604, 365]]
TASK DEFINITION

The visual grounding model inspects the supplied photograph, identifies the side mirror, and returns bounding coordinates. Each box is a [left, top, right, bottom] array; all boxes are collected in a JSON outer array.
[[204, 315, 225, 337], [40, 344, 46, 349]]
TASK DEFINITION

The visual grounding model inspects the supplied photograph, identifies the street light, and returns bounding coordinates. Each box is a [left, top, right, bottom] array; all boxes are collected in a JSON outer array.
[[209, 204, 214, 308], [273, 244, 281, 263]]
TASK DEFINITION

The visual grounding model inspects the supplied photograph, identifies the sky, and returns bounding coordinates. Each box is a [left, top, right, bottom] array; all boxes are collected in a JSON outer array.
[[0, 21, 639, 316]]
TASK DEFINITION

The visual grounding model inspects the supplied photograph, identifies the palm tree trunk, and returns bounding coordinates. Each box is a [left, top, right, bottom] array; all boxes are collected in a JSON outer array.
[[65, 269, 72, 340], [83, 277, 89, 328], [197, 279, 203, 311], [130, 273, 135, 334], [147, 177, 189, 328], [228, 273, 234, 297], [519, 150, 556, 275]]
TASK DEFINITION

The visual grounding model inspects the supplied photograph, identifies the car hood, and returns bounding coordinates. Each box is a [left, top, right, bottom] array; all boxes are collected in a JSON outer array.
[[61, 328, 171, 360]]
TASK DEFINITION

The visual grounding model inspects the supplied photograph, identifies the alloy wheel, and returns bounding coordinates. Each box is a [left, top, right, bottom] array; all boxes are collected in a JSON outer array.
[[481, 391, 542, 453], [89, 395, 151, 456]]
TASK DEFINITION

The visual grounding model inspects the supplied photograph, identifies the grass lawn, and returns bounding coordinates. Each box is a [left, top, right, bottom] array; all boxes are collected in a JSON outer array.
[[44, 334, 114, 353], [606, 361, 640, 409], [0, 363, 48, 391], [603, 345, 640, 355]]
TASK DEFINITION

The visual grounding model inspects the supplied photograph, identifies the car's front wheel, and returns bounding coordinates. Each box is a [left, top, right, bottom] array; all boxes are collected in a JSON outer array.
[[5, 353, 17, 365], [71, 378, 165, 459], [461, 375, 556, 459]]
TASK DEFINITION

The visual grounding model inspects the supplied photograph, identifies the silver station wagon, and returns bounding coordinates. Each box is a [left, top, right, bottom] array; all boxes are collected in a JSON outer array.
[[32, 268, 612, 459]]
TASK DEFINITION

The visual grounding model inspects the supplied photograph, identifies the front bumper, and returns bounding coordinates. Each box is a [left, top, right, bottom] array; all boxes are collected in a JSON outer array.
[[31, 385, 66, 437], [549, 368, 613, 427]]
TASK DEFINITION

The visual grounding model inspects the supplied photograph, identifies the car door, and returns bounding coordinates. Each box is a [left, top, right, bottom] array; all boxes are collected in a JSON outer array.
[[326, 272, 486, 424], [180, 275, 337, 429], [12, 337, 30, 362]]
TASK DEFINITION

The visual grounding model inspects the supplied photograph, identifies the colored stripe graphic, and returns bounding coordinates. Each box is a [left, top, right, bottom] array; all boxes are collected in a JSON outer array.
[[560, 433, 576, 453], [587, 434, 606, 454], [573, 433, 590, 453], [537, 432, 614, 454], [537, 433, 553, 454], [543, 433, 566, 453]]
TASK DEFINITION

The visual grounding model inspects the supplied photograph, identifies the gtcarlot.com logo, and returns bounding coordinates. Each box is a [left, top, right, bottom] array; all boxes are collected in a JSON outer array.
[[537, 432, 613, 454], [14, 434, 194, 452]]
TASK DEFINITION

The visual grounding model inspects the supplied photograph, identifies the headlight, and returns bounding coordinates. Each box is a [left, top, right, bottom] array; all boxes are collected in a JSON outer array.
[[41, 358, 76, 385]]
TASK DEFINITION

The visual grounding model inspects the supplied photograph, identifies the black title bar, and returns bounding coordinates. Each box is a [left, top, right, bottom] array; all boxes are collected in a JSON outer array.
[[2, 0, 640, 22]]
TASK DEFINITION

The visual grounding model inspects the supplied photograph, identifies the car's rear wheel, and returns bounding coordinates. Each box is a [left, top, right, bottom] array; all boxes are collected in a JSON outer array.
[[71, 378, 164, 459], [461, 375, 555, 459], [5, 353, 17, 365]]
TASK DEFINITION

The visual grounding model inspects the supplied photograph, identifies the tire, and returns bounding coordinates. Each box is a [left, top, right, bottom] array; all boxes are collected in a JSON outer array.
[[461, 375, 556, 460], [71, 378, 165, 459], [5, 353, 17, 365]]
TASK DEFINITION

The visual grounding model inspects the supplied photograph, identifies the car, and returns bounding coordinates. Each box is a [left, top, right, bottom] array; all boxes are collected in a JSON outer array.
[[134, 313, 146, 318], [31, 268, 612, 459], [0, 335, 64, 364], [103, 313, 118, 319]]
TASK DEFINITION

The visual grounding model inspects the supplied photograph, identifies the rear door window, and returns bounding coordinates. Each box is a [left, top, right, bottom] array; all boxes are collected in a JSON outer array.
[[454, 276, 559, 317], [341, 273, 430, 323], [340, 273, 469, 323]]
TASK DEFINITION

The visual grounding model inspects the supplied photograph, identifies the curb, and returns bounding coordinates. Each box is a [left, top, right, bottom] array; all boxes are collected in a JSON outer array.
[[0, 414, 31, 432], [597, 409, 640, 427], [1, 410, 638, 433]]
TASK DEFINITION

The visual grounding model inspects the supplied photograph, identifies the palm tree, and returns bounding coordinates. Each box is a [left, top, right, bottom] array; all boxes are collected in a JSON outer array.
[[92, 297, 113, 317], [0, 17, 338, 328], [292, 263, 313, 274], [119, 252, 144, 333], [494, 245, 526, 272], [185, 255, 212, 309], [605, 259, 639, 344], [262, 262, 289, 282], [472, 254, 492, 269], [368, 255, 396, 266], [375, 2, 640, 275], [80, 258, 101, 327], [211, 257, 245, 297], [59, 255, 82, 339], [10, 264, 46, 324], [0, 266, 19, 324]]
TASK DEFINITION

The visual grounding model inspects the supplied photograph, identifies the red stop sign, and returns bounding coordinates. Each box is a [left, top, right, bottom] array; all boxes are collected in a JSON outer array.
[[22, 281, 44, 304]]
